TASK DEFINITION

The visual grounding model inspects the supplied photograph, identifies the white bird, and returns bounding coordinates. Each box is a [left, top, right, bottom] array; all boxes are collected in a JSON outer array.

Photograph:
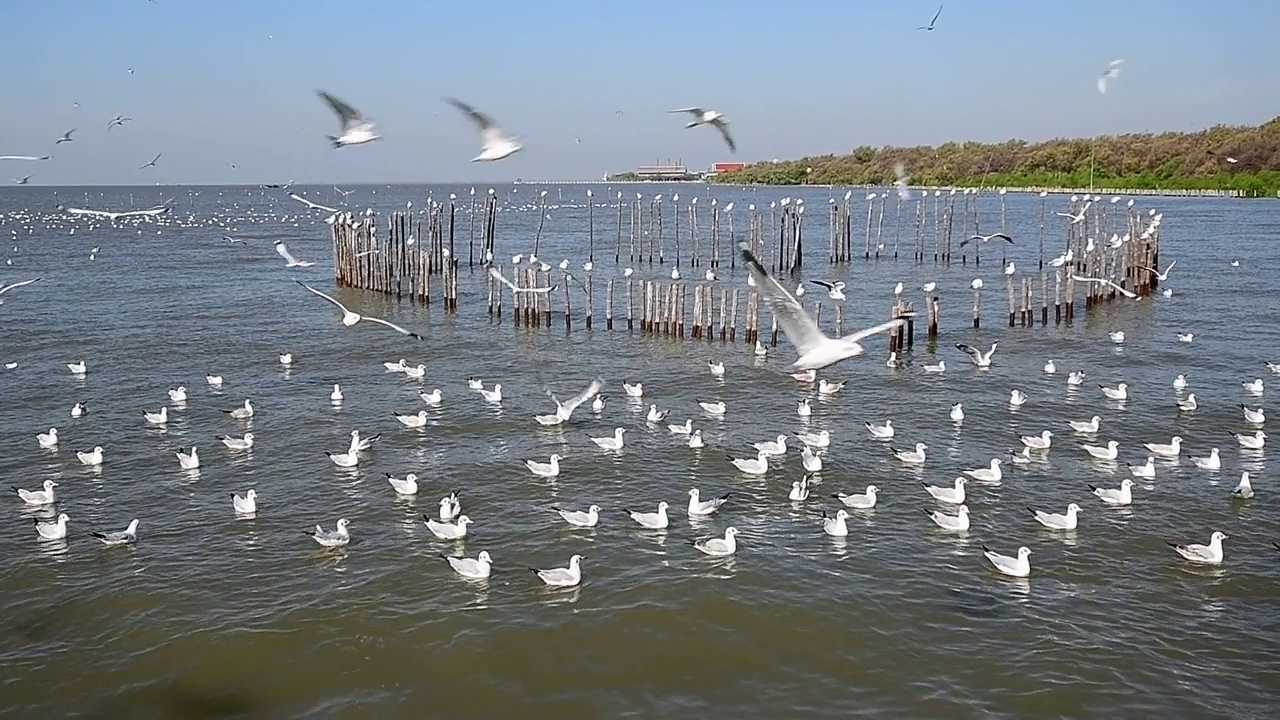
[[1082, 440, 1120, 461], [327, 384, 344, 403], [626, 501, 669, 529], [274, 241, 314, 268], [91, 519, 140, 546], [893, 162, 911, 199], [279, 353, 293, 367], [693, 527, 740, 556], [950, 402, 964, 421], [403, 364, 426, 379], [175, 446, 200, 470], [554, 504, 600, 528], [590, 428, 627, 450], [1177, 332, 1194, 343], [738, 243, 907, 371], [960, 232, 1014, 248], [1233, 472, 1254, 499], [923, 477, 966, 504], [318, 91, 379, 148], [796, 429, 831, 448], [669, 107, 736, 152], [1020, 430, 1053, 450], [1189, 448, 1221, 470], [166, 386, 188, 404], [667, 419, 693, 435], [917, 3, 943, 31], [76, 446, 104, 466], [1090, 478, 1133, 505], [143, 406, 168, 425], [438, 492, 461, 521], [425, 514, 471, 540], [893, 442, 928, 464], [622, 381, 643, 397], [646, 404, 668, 423], [222, 399, 254, 420], [1073, 275, 1138, 299], [1266, 362, 1280, 375], [1168, 531, 1227, 565], [532, 554, 583, 587], [591, 394, 606, 413], [964, 459, 1003, 482], [385, 472, 419, 495], [834, 485, 878, 509], [1009, 390, 1028, 407], [1097, 59, 1124, 94], [1044, 360, 1056, 374], [697, 400, 726, 416], [307, 519, 350, 548], [394, 410, 429, 428], [1173, 374, 1188, 391], [800, 444, 823, 472], [231, 489, 257, 514], [1144, 436, 1182, 457], [71, 402, 87, 418], [1243, 379, 1264, 395], [687, 488, 732, 517], [822, 510, 849, 537], [1031, 503, 1081, 530], [809, 280, 847, 301], [13, 480, 57, 505], [864, 420, 894, 439], [1128, 457, 1156, 479], [1241, 405, 1266, 424], [67, 360, 87, 375], [326, 447, 359, 468], [983, 545, 1032, 578], [1177, 394, 1199, 412], [687, 430, 705, 448], [788, 476, 811, 502], [296, 281, 423, 338], [796, 398, 812, 417], [34, 513, 69, 540], [922, 281, 936, 293], [730, 450, 769, 475], [206, 374, 224, 387], [755, 340, 769, 357], [956, 342, 998, 367], [927, 505, 971, 531], [443, 550, 493, 580], [707, 360, 725, 377], [1069, 416, 1101, 434], [1232, 430, 1267, 450], [526, 454, 563, 478], [752, 434, 789, 456], [1100, 383, 1128, 401], [288, 193, 338, 213], [218, 433, 254, 451], [479, 384, 503, 403], [444, 97, 522, 162], [1009, 447, 1032, 465], [36, 428, 58, 448], [1108, 331, 1125, 344], [1067, 371, 1085, 386]]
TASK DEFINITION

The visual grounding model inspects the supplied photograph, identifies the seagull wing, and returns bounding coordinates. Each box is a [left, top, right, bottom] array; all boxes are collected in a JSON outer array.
[[955, 343, 983, 363], [276, 242, 306, 266], [318, 91, 363, 129], [839, 317, 908, 344], [0, 277, 39, 296], [488, 266, 521, 293], [560, 378, 605, 415], [739, 243, 828, 355], [444, 97, 495, 134], [930, 4, 943, 25], [710, 118, 736, 152], [295, 279, 351, 315], [669, 107, 705, 117], [363, 316, 425, 339], [288, 193, 338, 212], [809, 280, 836, 291], [65, 207, 110, 217], [993, 233, 1014, 243]]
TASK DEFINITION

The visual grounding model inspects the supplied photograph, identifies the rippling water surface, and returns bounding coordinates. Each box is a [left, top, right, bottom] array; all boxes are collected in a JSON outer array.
[[1, 183, 1278, 718]]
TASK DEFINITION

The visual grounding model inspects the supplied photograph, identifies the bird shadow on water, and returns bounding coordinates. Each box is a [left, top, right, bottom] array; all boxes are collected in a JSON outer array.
[[89, 681, 262, 720]]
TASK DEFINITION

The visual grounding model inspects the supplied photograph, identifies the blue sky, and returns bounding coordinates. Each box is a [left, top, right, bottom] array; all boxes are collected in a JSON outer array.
[[1, 0, 1276, 185]]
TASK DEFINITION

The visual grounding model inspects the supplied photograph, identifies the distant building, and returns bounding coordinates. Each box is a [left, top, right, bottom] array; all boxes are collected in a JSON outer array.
[[709, 161, 746, 175], [634, 161, 698, 181]]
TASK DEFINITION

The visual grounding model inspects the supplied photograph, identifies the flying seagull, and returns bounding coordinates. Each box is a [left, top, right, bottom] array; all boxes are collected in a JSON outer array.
[[1071, 275, 1138, 299], [739, 242, 908, 371], [1057, 202, 1091, 224], [139, 153, 161, 169], [274, 241, 314, 268], [0, 155, 51, 161], [443, 97, 522, 162], [14, 175, 31, 185], [295, 280, 423, 339], [64, 206, 169, 221], [56, 129, 75, 144], [1135, 260, 1176, 282], [961, 232, 1013, 248], [318, 91, 380, 148], [489, 266, 556, 294], [0, 277, 40, 304], [1097, 60, 1124, 94], [917, 4, 943, 31], [288, 193, 338, 213], [669, 107, 735, 152], [893, 162, 911, 199], [107, 115, 132, 130]]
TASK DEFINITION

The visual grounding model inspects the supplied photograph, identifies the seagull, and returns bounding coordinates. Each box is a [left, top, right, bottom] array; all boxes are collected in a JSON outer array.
[[34, 513, 69, 540], [622, 381, 643, 397], [138, 153, 161, 170], [646, 404, 669, 423], [329, 384, 344, 402], [729, 450, 769, 475], [385, 472, 419, 495], [489, 267, 556, 294], [1136, 260, 1176, 282], [752, 434, 789, 456], [0, 155, 51, 161], [306, 519, 351, 548], [553, 504, 600, 528], [420, 389, 443, 405], [143, 406, 168, 425], [625, 501, 669, 529], [1090, 478, 1133, 505], [1168, 531, 1227, 565], [956, 341, 998, 367], [796, 429, 831, 448], [36, 428, 58, 448], [218, 433, 254, 451], [964, 459, 1003, 483], [590, 428, 627, 450], [231, 490, 258, 514], [1173, 374, 1189, 391], [693, 526, 740, 556], [13, 480, 57, 505], [1233, 472, 1254, 499], [168, 386, 188, 403], [531, 555, 583, 587], [0, 277, 39, 303], [438, 492, 461, 521], [76, 446, 104, 466], [525, 454, 563, 478], [893, 442, 928, 464], [923, 478, 966, 504], [326, 447, 359, 468], [796, 398, 812, 418], [1241, 405, 1266, 424], [91, 519, 140, 546], [893, 162, 911, 199], [443, 551, 493, 580], [221, 399, 254, 420], [927, 505, 970, 531], [1232, 431, 1267, 450], [1067, 371, 1086, 386], [1144, 436, 1182, 457], [1044, 360, 1056, 374], [1128, 457, 1156, 479], [1057, 203, 1091, 224], [424, 514, 472, 540], [960, 232, 1013, 248], [1069, 416, 1101, 434], [71, 402, 87, 418], [274, 241, 314, 268], [1072, 275, 1138, 299], [1100, 382, 1128, 400], [444, 97, 522, 162], [206, 374, 224, 387], [669, 107, 735, 152], [688, 430, 705, 448], [1243, 378, 1264, 395], [707, 360, 725, 377], [1097, 59, 1124, 94], [864, 420, 894, 439], [789, 476, 811, 502], [175, 446, 200, 470], [1031, 504, 1081, 530], [800, 444, 823, 473], [666, 419, 693, 435], [818, 379, 845, 395], [809, 280, 847, 301], [1009, 390, 1028, 407], [67, 360, 87, 375], [394, 410, 429, 428], [834, 485, 878, 509], [107, 115, 132, 130], [983, 546, 1031, 578], [1189, 448, 1221, 470], [1109, 331, 1125, 344], [698, 400, 727, 416], [56, 129, 75, 144], [296, 281, 424, 338], [917, 3, 943, 31], [318, 91, 380, 148], [591, 395, 606, 413], [1082, 440, 1119, 460], [822, 511, 849, 537], [1020, 430, 1053, 450]]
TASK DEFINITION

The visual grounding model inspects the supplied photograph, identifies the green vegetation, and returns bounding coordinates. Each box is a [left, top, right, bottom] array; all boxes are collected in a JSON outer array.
[[713, 117, 1280, 197]]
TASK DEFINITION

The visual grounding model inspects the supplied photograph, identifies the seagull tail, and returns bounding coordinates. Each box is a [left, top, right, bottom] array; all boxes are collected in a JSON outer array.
[[1087, 485, 1099, 492], [89, 532, 108, 540], [1165, 541, 1180, 549], [327, 136, 343, 149]]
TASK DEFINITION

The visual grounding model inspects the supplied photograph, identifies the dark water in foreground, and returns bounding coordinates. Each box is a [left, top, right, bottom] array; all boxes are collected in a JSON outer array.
[[1, 183, 1278, 718]]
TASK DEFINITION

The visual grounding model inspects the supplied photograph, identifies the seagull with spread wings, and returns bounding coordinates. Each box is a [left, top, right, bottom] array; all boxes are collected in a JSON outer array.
[[961, 232, 1013, 248], [317, 91, 380, 148], [917, 4, 943, 31], [739, 243, 907, 371], [669, 107, 736, 152], [444, 97, 522, 162], [1071, 275, 1138, 299], [139, 153, 161, 169], [274, 240, 315, 268], [295, 280, 423, 339], [0, 277, 40, 304]]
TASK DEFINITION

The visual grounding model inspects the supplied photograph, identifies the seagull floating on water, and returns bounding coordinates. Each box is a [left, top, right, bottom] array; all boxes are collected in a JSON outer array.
[[531, 555, 583, 587], [34, 513, 69, 540], [1090, 479, 1133, 505], [306, 519, 350, 548], [1097, 59, 1124, 94], [809, 280, 846, 301], [1168, 531, 1227, 565], [983, 545, 1031, 577], [92, 519, 140, 546], [231, 490, 258, 514], [927, 505, 970, 531], [1233, 472, 1254, 499], [834, 485, 878, 509], [443, 551, 492, 580], [13, 480, 57, 505], [917, 3, 943, 31]]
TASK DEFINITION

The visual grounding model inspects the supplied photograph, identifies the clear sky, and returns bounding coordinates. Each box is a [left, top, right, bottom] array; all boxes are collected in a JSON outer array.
[[1, 0, 1276, 185]]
